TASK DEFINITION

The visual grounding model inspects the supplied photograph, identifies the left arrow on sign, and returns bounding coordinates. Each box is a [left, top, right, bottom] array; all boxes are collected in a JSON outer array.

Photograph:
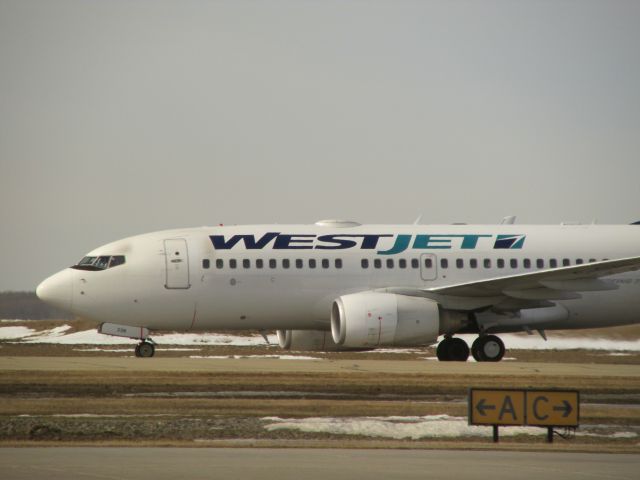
[[475, 398, 496, 416]]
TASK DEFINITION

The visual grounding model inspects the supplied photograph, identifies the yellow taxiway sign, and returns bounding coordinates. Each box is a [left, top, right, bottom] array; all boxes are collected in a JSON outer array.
[[469, 389, 579, 427]]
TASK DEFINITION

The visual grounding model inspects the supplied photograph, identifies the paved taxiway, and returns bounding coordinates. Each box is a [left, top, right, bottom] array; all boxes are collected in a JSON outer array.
[[1, 448, 638, 480], [2, 356, 639, 377]]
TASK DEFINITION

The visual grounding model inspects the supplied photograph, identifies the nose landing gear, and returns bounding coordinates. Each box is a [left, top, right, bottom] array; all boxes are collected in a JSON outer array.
[[135, 340, 156, 358]]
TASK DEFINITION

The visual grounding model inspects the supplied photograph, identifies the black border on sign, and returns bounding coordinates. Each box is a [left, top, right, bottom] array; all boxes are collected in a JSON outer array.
[[468, 388, 527, 427], [468, 388, 580, 428], [525, 389, 580, 428]]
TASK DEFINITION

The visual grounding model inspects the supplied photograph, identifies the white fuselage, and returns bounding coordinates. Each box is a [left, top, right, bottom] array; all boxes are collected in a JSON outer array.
[[37, 223, 640, 333]]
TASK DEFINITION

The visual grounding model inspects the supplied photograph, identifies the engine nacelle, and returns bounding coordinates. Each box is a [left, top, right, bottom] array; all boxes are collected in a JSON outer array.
[[277, 329, 345, 351], [331, 292, 441, 348]]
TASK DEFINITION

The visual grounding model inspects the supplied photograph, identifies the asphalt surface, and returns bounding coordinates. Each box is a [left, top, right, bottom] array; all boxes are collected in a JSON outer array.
[[2, 356, 639, 377], [0, 448, 638, 480]]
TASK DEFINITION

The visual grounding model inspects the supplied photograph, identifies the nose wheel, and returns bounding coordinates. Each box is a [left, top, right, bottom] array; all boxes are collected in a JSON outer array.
[[471, 335, 505, 362], [135, 340, 155, 358]]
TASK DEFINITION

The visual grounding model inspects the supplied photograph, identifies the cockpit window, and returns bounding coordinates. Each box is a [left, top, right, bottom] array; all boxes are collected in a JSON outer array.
[[109, 255, 125, 268], [71, 255, 126, 271], [94, 256, 111, 269]]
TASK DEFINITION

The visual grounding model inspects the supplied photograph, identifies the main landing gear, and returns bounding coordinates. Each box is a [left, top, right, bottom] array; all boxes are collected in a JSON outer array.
[[437, 335, 506, 362], [135, 340, 156, 358], [471, 335, 505, 362]]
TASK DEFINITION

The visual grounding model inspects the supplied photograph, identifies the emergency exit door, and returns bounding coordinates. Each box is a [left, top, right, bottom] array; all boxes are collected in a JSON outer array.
[[164, 239, 190, 289], [420, 253, 437, 281]]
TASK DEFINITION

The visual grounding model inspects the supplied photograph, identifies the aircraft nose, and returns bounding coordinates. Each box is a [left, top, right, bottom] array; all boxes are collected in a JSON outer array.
[[36, 270, 73, 312]]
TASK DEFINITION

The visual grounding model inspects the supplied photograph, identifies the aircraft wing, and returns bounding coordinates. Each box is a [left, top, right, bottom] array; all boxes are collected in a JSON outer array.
[[380, 256, 640, 311]]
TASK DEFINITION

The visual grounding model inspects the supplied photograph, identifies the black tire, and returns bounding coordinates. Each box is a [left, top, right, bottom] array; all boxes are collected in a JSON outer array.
[[471, 338, 483, 362], [473, 335, 505, 362], [137, 342, 155, 358], [134, 344, 142, 358], [436, 339, 451, 361], [449, 338, 470, 362]]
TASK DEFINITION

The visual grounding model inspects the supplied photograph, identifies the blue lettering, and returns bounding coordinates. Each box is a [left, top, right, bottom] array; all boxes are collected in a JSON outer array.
[[274, 234, 315, 249], [377, 235, 411, 255], [315, 235, 358, 250], [413, 235, 452, 249], [210, 232, 280, 250], [460, 234, 492, 249]]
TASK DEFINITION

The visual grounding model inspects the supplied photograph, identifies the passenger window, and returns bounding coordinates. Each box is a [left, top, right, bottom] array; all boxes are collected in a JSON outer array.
[[256, 259, 263, 269], [497, 259, 504, 269], [335, 259, 343, 269], [563, 259, 571, 266], [309, 259, 316, 269], [296, 259, 303, 269], [282, 259, 290, 269], [399, 259, 407, 269], [456, 259, 463, 269], [424, 258, 433, 268], [484, 259, 491, 268], [322, 259, 329, 269], [510, 259, 518, 268], [269, 259, 277, 269], [441, 258, 448, 269], [361, 259, 369, 269], [589, 258, 596, 263], [536, 259, 544, 269], [576, 258, 584, 265], [216, 259, 224, 269], [229, 259, 237, 269], [243, 259, 250, 269], [386, 259, 394, 268], [523, 259, 531, 269], [549, 259, 557, 268], [411, 259, 419, 269], [374, 259, 382, 269], [470, 259, 477, 269], [202, 259, 210, 269]]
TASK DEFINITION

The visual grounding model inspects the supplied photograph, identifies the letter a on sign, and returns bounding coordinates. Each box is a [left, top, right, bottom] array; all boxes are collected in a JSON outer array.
[[469, 389, 526, 426]]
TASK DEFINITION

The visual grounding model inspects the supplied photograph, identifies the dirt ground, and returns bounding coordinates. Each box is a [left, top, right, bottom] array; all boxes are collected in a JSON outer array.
[[1, 320, 639, 451]]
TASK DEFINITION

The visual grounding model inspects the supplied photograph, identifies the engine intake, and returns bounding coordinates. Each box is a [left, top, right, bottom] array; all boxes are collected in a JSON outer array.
[[331, 292, 442, 348]]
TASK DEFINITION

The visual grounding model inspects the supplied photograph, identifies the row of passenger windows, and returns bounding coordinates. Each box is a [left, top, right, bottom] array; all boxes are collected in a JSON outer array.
[[203, 257, 603, 270], [203, 258, 343, 270]]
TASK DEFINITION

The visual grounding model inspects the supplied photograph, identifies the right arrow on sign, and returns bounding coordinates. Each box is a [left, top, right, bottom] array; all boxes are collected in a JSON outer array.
[[553, 400, 573, 418]]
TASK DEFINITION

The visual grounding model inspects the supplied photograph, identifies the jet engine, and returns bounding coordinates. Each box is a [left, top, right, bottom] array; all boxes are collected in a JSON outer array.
[[276, 329, 345, 351], [331, 292, 446, 348]]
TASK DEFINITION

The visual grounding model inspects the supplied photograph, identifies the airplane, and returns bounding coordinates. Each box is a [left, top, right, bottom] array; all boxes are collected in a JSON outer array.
[[36, 218, 640, 361]]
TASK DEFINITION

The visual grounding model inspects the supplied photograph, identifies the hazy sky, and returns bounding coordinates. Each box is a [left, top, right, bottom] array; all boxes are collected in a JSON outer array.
[[1, 0, 640, 291]]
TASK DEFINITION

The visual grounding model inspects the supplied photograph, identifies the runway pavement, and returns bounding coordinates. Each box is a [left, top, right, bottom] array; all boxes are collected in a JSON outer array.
[[0, 448, 638, 480], [1, 356, 639, 377]]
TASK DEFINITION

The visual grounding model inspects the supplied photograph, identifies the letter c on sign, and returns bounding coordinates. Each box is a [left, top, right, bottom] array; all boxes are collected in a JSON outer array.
[[533, 396, 549, 421]]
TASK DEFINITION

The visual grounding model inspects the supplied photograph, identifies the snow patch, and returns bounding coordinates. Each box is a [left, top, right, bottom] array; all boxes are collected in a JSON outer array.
[[190, 355, 320, 360], [262, 415, 541, 439], [2, 324, 639, 351], [263, 415, 639, 440], [452, 334, 640, 352], [0, 326, 36, 339]]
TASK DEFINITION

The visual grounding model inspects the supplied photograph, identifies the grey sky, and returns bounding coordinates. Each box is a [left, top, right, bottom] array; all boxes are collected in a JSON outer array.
[[1, 0, 639, 291]]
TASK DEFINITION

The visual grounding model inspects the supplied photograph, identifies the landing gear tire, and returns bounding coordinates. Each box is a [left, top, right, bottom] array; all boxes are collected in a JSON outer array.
[[135, 341, 155, 358], [436, 337, 470, 362], [471, 335, 505, 362]]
